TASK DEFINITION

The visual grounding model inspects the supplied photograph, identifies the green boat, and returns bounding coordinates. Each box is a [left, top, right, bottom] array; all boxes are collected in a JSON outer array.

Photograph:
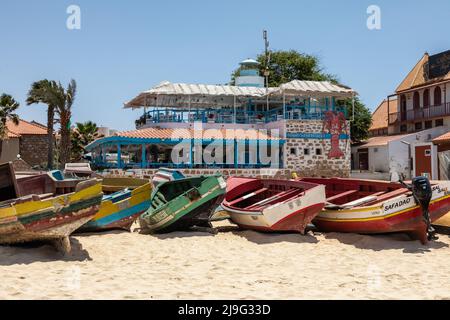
[[139, 174, 227, 233]]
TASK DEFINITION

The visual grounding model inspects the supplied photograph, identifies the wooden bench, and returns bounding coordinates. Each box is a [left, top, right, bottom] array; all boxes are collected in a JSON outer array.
[[229, 188, 268, 206], [326, 190, 358, 203], [364, 188, 410, 206], [246, 188, 301, 210]]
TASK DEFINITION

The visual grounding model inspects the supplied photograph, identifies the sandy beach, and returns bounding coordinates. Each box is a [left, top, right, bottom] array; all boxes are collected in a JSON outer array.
[[1, 221, 449, 300]]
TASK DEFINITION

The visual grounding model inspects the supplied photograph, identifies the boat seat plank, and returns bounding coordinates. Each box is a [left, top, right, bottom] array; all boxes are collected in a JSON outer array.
[[228, 188, 268, 206], [342, 195, 378, 207], [246, 188, 300, 210], [326, 190, 358, 202], [364, 188, 410, 205]]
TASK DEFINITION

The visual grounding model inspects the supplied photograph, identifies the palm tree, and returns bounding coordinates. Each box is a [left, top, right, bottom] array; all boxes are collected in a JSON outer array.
[[0, 94, 20, 158], [26, 80, 60, 169], [27, 79, 77, 168], [57, 79, 77, 167], [71, 121, 101, 161]]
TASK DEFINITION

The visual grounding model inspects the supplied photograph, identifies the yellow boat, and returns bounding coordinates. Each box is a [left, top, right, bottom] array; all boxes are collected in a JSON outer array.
[[0, 163, 103, 253], [77, 177, 152, 232]]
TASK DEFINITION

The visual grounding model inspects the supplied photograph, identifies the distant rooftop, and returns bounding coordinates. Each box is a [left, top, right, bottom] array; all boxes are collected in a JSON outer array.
[[6, 119, 47, 138]]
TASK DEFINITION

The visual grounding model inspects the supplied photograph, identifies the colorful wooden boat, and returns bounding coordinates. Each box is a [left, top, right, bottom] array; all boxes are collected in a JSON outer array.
[[151, 168, 185, 188], [77, 177, 152, 232], [222, 177, 326, 233], [0, 162, 103, 253], [301, 177, 450, 244], [139, 174, 227, 233]]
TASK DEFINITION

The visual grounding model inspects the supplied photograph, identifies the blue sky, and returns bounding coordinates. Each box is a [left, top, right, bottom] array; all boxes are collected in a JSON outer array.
[[1, 0, 449, 131]]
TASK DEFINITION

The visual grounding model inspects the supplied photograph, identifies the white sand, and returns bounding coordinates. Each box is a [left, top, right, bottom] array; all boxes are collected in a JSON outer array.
[[1, 222, 449, 300]]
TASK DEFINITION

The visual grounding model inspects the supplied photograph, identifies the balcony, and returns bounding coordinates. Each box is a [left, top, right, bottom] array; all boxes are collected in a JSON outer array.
[[388, 103, 450, 125], [136, 105, 348, 128]]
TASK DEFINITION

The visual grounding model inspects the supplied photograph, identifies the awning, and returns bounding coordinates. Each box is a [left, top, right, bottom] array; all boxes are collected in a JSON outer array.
[[124, 81, 276, 109], [124, 80, 356, 109], [274, 80, 356, 98]]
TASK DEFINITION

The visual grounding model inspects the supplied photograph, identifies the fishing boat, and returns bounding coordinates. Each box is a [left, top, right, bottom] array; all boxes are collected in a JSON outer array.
[[139, 174, 226, 233], [300, 177, 450, 244], [151, 168, 185, 188], [64, 163, 96, 178], [77, 177, 152, 232], [221, 177, 326, 233], [0, 162, 103, 253]]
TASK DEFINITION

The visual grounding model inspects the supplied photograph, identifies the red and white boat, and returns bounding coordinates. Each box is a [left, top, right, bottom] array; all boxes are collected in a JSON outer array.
[[222, 177, 326, 233], [300, 177, 450, 244]]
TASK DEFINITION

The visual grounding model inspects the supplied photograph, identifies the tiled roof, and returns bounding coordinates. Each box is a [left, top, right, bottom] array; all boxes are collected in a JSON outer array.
[[117, 127, 281, 141], [357, 134, 410, 148], [369, 98, 398, 131], [7, 131, 20, 138], [396, 52, 450, 93], [6, 119, 47, 137], [433, 132, 450, 144]]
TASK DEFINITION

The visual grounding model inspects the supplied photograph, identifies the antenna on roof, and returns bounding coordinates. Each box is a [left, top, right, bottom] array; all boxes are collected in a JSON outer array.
[[263, 30, 270, 111]]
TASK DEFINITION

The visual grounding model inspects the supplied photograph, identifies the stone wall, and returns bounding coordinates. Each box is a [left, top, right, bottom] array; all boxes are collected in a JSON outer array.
[[19, 135, 49, 167], [284, 120, 351, 177]]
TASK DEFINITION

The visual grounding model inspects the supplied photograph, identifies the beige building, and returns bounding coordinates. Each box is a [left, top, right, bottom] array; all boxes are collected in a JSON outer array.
[[0, 119, 48, 167]]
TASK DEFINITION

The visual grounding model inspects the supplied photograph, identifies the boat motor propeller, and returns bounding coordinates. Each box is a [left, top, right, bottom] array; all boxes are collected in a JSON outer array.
[[400, 176, 438, 241]]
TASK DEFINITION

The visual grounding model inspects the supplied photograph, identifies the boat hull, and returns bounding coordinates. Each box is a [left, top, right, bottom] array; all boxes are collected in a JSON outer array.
[[0, 181, 103, 250], [139, 175, 226, 233], [77, 178, 152, 232], [222, 178, 326, 234], [313, 181, 450, 244]]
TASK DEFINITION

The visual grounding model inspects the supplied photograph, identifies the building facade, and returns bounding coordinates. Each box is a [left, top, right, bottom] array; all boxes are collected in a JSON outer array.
[[352, 50, 450, 180], [87, 61, 355, 179]]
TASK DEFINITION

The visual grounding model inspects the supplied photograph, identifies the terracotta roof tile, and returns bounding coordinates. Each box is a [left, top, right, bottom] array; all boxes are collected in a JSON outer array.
[[396, 52, 450, 93], [6, 119, 47, 136], [433, 132, 450, 144], [369, 98, 398, 131], [358, 134, 410, 148], [117, 127, 280, 141]]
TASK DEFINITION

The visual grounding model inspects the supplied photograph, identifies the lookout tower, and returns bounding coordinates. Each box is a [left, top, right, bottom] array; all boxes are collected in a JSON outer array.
[[235, 59, 265, 87]]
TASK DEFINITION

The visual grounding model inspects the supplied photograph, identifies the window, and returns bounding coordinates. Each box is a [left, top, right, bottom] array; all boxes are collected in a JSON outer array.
[[315, 148, 322, 155], [400, 124, 407, 132], [423, 89, 430, 108], [425, 149, 431, 157], [290, 148, 297, 156], [374, 148, 378, 153], [400, 95, 407, 121], [415, 122, 422, 131], [436, 119, 444, 127], [434, 87, 442, 106], [304, 148, 310, 156], [413, 92, 420, 110], [425, 120, 432, 129]]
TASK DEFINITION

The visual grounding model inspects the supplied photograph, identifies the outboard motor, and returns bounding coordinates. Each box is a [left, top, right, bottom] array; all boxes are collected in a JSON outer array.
[[401, 176, 438, 241]]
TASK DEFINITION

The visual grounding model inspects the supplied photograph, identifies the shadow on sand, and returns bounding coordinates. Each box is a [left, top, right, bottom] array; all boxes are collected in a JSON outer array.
[[230, 228, 319, 245], [320, 231, 449, 254], [0, 238, 91, 266]]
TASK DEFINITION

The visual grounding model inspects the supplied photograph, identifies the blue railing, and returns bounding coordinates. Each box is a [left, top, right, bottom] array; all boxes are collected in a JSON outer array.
[[239, 69, 259, 76], [93, 160, 279, 170], [136, 105, 347, 127]]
